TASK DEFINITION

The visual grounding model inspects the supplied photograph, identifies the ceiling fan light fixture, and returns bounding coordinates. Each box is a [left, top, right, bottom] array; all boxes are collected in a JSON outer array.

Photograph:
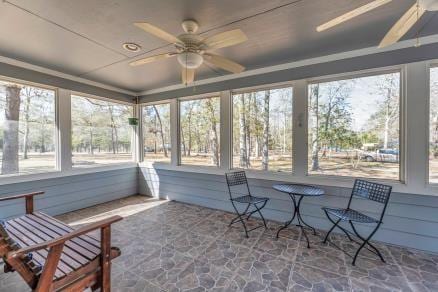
[[177, 52, 203, 69], [122, 42, 141, 52]]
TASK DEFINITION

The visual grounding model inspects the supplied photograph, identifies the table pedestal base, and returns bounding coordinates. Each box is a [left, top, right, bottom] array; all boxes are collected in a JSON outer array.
[[276, 194, 317, 248]]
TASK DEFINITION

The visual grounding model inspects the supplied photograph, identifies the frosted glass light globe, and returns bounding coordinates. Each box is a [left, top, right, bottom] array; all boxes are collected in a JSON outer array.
[[177, 52, 203, 69]]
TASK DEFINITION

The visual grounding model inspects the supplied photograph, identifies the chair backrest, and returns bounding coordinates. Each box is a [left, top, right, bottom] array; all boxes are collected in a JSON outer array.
[[225, 171, 251, 199], [348, 179, 392, 220]]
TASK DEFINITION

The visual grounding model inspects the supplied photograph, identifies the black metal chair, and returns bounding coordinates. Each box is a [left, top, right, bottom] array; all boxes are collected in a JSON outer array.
[[322, 179, 392, 266], [225, 171, 269, 238]]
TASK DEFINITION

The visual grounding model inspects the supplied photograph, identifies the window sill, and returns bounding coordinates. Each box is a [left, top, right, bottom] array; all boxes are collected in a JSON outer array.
[[0, 162, 137, 186], [139, 162, 438, 196]]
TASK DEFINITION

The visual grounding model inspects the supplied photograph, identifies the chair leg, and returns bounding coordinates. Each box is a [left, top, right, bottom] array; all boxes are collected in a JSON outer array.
[[322, 210, 342, 244], [230, 201, 250, 238], [350, 221, 383, 266], [229, 203, 250, 226], [254, 201, 268, 228]]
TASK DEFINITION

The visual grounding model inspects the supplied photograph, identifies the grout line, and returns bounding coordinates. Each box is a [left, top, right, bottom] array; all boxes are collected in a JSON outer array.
[[286, 225, 302, 291], [387, 245, 417, 292]]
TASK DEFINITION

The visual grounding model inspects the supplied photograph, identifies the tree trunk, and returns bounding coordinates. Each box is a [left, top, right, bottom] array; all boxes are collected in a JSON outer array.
[[383, 88, 391, 149], [153, 105, 168, 157], [23, 94, 31, 159], [89, 127, 94, 155], [108, 106, 117, 154], [2, 85, 21, 174], [262, 91, 270, 171], [206, 100, 219, 166], [311, 85, 320, 171], [181, 127, 187, 156], [239, 94, 248, 167]]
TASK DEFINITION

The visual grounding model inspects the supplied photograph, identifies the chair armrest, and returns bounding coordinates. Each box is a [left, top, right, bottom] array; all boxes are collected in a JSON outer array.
[[0, 191, 44, 202], [0, 191, 45, 214], [7, 215, 123, 260]]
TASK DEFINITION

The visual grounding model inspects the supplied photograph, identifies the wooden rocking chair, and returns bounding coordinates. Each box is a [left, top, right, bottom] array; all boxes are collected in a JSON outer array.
[[0, 191, 122, 292]]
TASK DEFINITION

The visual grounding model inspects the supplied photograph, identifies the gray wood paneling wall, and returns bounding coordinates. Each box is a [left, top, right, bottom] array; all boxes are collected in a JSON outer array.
[[0, 167, 138, 219], [139, 166, 438, 253]]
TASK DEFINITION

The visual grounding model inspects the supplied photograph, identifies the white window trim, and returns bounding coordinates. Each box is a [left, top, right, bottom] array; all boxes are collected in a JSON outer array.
[[141, 60, 438, 196], [230, 83, 295, 173], [70, 92, 136, 168], [306, 67, 405, 182], [178, 93, 222, 168], [140, 101, 173, 164], [0, 162, 137, 186]]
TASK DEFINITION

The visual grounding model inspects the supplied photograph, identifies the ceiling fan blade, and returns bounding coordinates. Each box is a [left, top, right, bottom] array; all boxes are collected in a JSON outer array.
[[204, 53, 245, 73], [202, 29, 248, 50], [129, 53, 176, 66], [182, 68, 195, 84], [134, 22, 181, 44], [379, 3, 425, 48], [317, 0, 392, 32]]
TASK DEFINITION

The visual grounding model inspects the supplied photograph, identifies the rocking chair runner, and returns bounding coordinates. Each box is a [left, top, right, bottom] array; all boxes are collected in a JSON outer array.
[[225, 171, 269, 238], [322, 179, 392, 266], [0, 191, 122, 292]]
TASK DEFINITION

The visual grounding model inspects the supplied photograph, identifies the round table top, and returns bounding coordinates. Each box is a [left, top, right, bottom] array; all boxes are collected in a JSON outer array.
[[273, 183, 324, 196]]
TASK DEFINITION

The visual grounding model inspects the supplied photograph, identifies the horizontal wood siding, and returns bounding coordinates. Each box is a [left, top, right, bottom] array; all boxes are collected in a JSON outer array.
[[139, 166, 438, 253], [0, 167, 138, 219]]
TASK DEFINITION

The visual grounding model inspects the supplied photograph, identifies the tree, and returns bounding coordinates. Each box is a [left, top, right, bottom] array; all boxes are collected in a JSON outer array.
[[206, 99, 219, 166], [262, 90, 270, 170], [238, 94, 248, 167], [2, 85, 21, 174], [309, 84, 320, 171], [367, 74, 399, 149], [22, 88, 31, 159], [153, 105, 168, 157]]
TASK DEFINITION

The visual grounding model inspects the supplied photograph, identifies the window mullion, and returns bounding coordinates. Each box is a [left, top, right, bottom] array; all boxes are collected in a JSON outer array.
[[133, 103, 142, 163], [292, 80, 308, 177], [405, 61, 429, 189], [56, 88, 72, 171], [170, 99, 179, 166], [220, 90, 231, 170]]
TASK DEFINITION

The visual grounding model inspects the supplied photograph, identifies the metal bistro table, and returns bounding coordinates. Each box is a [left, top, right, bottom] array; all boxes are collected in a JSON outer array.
[[273, 184, 324, 248]]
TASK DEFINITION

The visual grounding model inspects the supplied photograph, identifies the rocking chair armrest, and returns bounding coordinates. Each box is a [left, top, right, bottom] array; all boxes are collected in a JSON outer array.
[[7, 215, 123, 259]]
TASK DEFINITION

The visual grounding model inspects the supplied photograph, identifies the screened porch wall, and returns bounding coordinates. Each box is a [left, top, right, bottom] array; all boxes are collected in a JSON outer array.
[[0, 167, 138, 220]]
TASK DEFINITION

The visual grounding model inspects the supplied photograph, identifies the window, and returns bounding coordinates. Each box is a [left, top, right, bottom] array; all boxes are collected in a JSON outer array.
[[71, 95, 133, 167], [142, 103, 171, 163], [232, 87, 293, 172], [429, 67, 438, 183], [308, 72, 400, 180], [0, 80, 56, 175], [180, 96, 220, 167]]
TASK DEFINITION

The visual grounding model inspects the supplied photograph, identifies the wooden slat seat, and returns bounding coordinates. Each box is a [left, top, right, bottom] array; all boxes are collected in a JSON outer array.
[[5, 212, 121, 282], [0, 191, 122, 292]]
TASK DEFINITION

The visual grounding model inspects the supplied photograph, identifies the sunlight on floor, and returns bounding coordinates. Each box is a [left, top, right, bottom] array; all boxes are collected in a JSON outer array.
[[66, 197, 168, 226]]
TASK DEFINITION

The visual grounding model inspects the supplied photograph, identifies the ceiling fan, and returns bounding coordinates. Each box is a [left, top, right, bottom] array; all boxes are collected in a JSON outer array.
[[129, 19, 247, 84], [317, 0, 438, 48]]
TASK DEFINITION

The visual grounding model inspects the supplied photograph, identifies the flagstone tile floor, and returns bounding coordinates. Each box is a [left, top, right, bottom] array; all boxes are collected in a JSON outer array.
[[0, 195, 437, 291]]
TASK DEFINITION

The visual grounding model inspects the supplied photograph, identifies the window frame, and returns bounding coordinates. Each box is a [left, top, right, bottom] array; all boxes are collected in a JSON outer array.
[[306, 67, 405, 182], [178, 93, 222, 168], [0, 75, 60, 177], [141, 100, 172, 164], [427, 63, 438, 185], [230, 82, 295, 173], [70, 92, 136, 168]]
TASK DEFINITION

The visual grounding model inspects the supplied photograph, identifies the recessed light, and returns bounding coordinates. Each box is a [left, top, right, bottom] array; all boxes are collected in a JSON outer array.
[[122, 42, 141, 52]]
